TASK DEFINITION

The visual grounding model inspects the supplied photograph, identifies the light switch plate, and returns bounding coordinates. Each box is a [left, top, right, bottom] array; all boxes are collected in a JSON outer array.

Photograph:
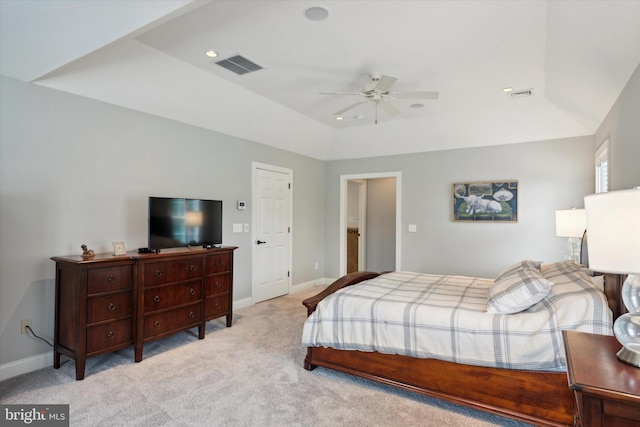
[[233, 223, 243, 233]]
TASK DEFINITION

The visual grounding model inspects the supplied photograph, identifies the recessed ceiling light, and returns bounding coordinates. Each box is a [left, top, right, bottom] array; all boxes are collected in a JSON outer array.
[[205, 50, 218, 58], [410, 103, 424, 109], [335, 116, 343, 121], [304, 6, 329, 21], [502, 87, 513, 93]]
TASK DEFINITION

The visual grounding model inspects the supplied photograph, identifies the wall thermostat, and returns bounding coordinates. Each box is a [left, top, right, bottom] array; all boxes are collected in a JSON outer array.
[[237, 200, 246, 210]]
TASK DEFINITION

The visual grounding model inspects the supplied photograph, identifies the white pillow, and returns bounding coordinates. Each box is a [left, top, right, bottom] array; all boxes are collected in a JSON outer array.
[[487, 267, 553, 314]]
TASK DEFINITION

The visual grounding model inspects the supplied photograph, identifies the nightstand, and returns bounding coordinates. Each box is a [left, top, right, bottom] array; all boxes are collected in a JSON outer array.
[[563, 330, 640, 427]]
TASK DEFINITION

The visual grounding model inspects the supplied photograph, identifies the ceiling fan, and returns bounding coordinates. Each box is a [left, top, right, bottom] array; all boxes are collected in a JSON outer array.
[[321, 73, 439, 124]]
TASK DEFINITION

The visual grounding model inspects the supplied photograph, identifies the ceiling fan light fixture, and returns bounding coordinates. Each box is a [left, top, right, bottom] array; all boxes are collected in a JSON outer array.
[[335, 116, 343, 121], [502, 87, 513, 93], [304, 6, 329, 21], [205, 50, 218, 58]]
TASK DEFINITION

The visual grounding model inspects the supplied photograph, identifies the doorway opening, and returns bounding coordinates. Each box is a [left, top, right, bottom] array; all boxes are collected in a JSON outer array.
[[339, 172, 402, 276]]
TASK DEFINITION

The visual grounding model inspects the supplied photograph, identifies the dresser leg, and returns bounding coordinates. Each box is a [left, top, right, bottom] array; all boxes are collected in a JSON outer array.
[[226, 313, 232, 327], [134, 344, 143, 362], [75, 357, 86, 380], [53, 350, 61, 369]]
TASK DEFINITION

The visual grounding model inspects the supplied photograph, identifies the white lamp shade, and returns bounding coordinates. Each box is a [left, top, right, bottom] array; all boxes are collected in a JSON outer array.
[[584, 188, 640, 274], [555, 209, 586, 238]]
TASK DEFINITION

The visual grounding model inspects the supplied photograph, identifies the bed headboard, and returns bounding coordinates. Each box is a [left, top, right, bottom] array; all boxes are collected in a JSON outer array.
[[602, 273, 628, 320]]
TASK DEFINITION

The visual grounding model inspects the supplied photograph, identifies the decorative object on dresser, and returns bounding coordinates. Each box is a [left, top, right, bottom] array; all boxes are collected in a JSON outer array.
[[585, 187, 640, 367], [555, 207, 586, 264], [80, 244, 95, 260], [563, 331, 640, 427], [112, 241, 126, 256], [52, 246, 237, 380]]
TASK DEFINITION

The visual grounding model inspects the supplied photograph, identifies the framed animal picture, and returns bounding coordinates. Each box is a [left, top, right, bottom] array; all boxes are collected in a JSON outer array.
[[452, 181, 518, 222]]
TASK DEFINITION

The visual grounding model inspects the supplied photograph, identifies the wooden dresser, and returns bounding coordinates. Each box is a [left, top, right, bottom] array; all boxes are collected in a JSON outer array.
[[52, 246, 236, 379]]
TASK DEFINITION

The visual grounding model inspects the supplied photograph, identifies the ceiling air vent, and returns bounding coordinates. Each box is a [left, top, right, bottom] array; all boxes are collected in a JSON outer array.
[[215, 55, 263, 75], [510, 89, 533, 98]]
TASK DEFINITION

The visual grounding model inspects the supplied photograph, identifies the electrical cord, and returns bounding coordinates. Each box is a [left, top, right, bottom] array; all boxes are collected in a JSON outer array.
[[25, 325, 53, 347]]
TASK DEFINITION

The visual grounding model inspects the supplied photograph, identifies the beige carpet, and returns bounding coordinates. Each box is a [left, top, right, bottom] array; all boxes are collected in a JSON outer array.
[[0, 287, 531, 426]]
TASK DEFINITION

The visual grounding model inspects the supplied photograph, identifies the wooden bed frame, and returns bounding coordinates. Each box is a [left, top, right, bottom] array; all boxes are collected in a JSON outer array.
[[302, 271, 625, 427]]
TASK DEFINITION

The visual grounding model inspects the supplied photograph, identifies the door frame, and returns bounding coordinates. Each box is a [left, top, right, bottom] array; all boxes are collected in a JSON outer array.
[[251, 162, 293, 303], [339, 171, 402, 276]]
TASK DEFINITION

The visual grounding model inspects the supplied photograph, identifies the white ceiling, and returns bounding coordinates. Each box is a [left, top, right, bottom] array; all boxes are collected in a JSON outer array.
[[2, 0, 639, 160]]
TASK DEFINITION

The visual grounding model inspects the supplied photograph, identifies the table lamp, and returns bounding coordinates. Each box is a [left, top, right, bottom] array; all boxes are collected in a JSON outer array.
[[555, 208, 586, 264], [584, 187, 640, 367]]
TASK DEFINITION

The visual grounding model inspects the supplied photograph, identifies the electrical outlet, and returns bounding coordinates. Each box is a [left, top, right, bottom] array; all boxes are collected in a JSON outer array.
[[21, 319, 32, 334]]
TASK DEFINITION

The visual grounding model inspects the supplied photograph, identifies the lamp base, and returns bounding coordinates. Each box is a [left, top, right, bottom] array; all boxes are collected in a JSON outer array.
[[616, 345, 640, 368]]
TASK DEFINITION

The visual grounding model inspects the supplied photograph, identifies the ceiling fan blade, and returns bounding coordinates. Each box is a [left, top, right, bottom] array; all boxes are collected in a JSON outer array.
[[334, 100, 368, 116], [374, 74, 398, 92], [380, 100, 401, 117], [394, 91, 439, 100], [320, 91, 363, 96]]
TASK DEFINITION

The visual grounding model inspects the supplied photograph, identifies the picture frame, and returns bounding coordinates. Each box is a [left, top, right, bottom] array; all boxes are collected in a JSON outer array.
[[112, 241, 127, 256], [452, 180, 518, 222]]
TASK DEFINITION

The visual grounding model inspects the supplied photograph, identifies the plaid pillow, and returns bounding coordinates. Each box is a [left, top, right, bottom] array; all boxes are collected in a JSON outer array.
[[487, 267, 553, 314], [497, 260, 542, 277]]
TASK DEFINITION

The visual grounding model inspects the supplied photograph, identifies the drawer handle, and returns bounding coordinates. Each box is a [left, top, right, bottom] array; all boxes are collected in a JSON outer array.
[[153, 321, 160, 328], [107, 303, 116, 311], [189, 288, 195, 295], [155, 270, 162, 277], [189, 311, 195, 318], [216, 282, 222, 288], [107, 331, 114, 339], [153, 295, 160, 303], [215, 303, 220, 309], [189, 264, 195, 272], [107, 276, 116, 283], [215, 260, 221, 267]]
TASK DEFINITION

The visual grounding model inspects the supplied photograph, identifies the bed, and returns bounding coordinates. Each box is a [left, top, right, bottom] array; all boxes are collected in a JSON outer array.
[[301, 261, 624, 427]]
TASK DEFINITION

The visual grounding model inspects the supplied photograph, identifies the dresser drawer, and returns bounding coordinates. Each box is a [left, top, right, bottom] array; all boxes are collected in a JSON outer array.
[[205, 294, 229, 319], [144, 280, 202, 312], [86, 318, 133, 354], [204, 274, 230, 296], [205, 252, 231, 274], [144, 257, 202, 286], [143, 303, 201, 338], [88, 265, 133, 294], [87, 292, 133, 324]]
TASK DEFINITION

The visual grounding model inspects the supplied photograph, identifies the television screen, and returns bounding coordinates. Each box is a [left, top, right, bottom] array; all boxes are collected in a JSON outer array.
[[148, 197, 222, 250]]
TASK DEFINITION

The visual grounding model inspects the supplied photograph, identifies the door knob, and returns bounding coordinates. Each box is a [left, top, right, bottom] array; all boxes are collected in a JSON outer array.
[[256, 240, 266, 245]]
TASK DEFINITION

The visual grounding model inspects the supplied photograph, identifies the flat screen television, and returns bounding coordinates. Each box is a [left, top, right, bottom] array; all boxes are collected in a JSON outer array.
[[148, 197, 222, 250]]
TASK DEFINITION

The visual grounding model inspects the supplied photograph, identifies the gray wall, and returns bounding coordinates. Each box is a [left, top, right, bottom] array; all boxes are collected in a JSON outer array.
[[325, 135, 595, 279], [595, 63, 640, 191], [0, 76, 325, 367], [365, 177, 396, 272]]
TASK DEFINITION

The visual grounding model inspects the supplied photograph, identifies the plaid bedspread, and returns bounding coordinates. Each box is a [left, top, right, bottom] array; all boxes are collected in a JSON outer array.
[[301, 271, 612, 371]]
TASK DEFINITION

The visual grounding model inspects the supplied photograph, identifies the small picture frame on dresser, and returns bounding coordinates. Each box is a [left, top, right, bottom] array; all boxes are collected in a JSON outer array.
[[112, 241, 126, 256]]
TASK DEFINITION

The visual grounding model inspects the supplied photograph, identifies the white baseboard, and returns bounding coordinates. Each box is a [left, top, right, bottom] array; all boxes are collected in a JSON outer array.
[[292, 277, 332, 293], [0, 351, 53, 381]]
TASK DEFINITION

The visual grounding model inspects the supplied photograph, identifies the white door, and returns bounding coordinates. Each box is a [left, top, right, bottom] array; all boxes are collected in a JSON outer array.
[[252, 164, 292, 303]]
